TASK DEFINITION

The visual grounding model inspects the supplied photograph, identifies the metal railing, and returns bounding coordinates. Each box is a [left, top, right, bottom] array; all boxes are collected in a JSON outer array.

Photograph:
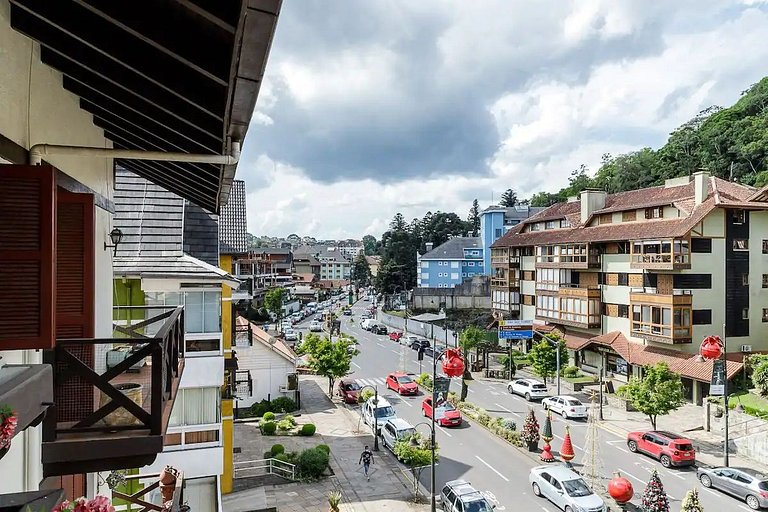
[[233, 458, 297, 481]]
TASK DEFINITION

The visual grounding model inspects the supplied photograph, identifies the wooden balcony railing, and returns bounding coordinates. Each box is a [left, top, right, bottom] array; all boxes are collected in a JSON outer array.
[[42, 306, 185, 477]]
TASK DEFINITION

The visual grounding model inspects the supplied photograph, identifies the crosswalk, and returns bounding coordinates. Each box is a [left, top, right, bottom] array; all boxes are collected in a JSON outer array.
[[355, 377, 387, 387]]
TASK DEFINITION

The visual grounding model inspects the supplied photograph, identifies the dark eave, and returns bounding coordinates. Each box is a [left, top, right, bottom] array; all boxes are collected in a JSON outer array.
[[9, 0, 281, 213]]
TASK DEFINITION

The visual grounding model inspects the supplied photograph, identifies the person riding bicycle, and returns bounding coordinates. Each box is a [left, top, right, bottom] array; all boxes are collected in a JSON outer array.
[[359, 445, 374, 480]]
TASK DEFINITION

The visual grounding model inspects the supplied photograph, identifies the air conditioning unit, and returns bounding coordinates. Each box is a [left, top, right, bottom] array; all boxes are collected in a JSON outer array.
[[741, 344, 752, 353]]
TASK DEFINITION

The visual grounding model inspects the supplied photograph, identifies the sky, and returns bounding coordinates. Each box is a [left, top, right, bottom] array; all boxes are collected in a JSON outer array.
[[238, 0, 768, 240]]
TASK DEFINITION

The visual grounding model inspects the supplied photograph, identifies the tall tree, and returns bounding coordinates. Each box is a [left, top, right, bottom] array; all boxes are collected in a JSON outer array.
[[458, 326, 486, 401], [528, 191, 560, 207], [499, 188, 518, 207], [528, 334, 569, 384], [617, 362, 685, 429], [350, 252, 372, 288], [264, 287, 286, 326], [309, 336, 356, 395], [362, 235, 378, 256], [467, 199, 480, 237]]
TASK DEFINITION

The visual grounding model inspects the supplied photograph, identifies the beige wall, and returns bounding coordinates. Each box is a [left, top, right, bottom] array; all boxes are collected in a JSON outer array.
[[521, 255, 535, 271]]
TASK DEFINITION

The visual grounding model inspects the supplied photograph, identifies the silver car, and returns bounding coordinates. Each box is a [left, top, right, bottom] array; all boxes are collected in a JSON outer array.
[[440, 480, 496, 512], [697, 466, 768, 510], [529, 464, 607, 512]]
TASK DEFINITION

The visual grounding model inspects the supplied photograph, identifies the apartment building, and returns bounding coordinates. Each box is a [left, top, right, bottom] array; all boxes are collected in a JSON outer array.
[[479, 204, 545, 273], [491, 172, 768, 404], [0, 1, 279, 509], [417, 238, 483, 288]]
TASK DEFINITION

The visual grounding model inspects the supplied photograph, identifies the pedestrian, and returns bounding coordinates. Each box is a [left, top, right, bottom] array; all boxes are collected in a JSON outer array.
[[359, 445, 374, 480]]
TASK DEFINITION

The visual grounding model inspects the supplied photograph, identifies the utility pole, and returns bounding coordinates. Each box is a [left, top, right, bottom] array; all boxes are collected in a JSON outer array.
[[723, 323, 730, 467]]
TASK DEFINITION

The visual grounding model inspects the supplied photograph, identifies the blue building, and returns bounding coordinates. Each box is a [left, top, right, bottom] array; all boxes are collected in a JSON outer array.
[[417, 237, 483, 288], [479, 205, 545, 273]]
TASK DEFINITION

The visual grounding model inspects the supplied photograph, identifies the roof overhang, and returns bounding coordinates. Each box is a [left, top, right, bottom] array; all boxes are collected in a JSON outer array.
[[9, 0, 281, 213]]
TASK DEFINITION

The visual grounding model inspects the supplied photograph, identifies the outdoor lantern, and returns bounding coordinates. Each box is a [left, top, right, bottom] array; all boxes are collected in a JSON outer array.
[[104, 227, 124, 256], [608, 472, 634, 504], [442, 348, 465, 377], [699, 335, 723, 360]]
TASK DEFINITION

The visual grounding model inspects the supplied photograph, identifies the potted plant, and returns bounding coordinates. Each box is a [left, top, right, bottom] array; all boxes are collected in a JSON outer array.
[[53, 496, 115, 512], [327, 490, 342, 512], [521, 408, 540, 452], [0, 405, 17, 459]]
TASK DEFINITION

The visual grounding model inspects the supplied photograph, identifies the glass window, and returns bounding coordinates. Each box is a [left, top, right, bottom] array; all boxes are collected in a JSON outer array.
[[494, 228, 503, 238], [733, 239, 749, 251], [764, 275, 768, 288], [170, 387, 220, 426], [732, 209, 745, 224]]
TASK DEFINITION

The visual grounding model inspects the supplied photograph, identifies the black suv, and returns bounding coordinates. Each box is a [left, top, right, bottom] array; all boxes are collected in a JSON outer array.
[[410, 338, 430, 351], [372, 325, 388, 335]]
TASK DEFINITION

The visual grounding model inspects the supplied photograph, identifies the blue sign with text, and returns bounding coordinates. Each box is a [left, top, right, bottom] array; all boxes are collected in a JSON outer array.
[[499, 329, 532, 340]]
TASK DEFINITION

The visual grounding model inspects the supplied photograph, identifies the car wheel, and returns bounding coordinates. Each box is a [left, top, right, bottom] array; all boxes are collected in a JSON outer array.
[[525, 393, 531, 401], [564, 507, 573, 512], [508, 385, 514, 394], [542, 402, 549, 410], [532, 482, 541, 497], [699, 474, 712, 488], [627, 440, 638, 452], [746, 494, 761, 510], [660, 455, 671, 468], [562, 410, 568, 420]]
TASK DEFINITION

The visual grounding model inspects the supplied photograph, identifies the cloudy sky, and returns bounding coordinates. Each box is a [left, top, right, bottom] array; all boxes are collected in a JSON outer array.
[[238, 0, 768, 240]]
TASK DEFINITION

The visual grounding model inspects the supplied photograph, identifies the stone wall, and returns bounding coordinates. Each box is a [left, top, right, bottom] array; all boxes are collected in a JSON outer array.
[[413, 276, 491, 310]]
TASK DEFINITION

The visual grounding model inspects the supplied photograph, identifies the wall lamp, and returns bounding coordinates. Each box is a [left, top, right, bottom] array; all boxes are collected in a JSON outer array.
[[105, 227, 124, 256]]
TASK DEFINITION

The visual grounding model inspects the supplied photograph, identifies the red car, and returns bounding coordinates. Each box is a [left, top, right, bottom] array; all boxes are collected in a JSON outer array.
[[627, 430, 696, 468], [422, 397, 462, 427], [337, 379, 361, 404], [386, 372, 418, 395], [389, 331, 403, 342]]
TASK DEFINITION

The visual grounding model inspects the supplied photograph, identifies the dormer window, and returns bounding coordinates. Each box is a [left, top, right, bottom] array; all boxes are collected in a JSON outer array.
[[560, 219, 571, 228], [645, 207, 663, 219], [545, 220, 557, 229], [530, 223, 541, 232]]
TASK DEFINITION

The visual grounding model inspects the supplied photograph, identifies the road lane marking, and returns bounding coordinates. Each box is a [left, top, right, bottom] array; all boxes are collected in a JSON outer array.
[[664, 469, 686, 480], [351, 361, 361, 369], [437, 425, 452, 437], [468, 388, 475, 393], [494, 403, 520, 417], [475, 456, 509, 482], [606, 439, 629, 454], [399, 398, 412, 407], [618, 468, 646, 485], [376, 342, 385, 348]]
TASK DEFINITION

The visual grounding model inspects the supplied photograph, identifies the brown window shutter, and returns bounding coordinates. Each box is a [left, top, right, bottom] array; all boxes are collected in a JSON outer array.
[[55, 190, 95, 424], [0, 165, 56, 350]]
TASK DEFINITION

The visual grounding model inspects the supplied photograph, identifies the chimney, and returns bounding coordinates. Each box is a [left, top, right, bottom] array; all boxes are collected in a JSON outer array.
[[425, 242, 434, 252], [692, 170, 710, 205], [580, 189, 607, 224]]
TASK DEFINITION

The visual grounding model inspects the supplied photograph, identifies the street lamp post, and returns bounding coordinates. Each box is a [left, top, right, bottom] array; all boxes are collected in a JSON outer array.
[[411, 421, 436, 508], [534, 330, 562, 396], [722, 323, 730, 467], [359, 384, 380, 451]]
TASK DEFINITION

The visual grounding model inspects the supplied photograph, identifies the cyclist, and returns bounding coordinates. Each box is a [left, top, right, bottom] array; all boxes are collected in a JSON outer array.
[[358, 445, 374, 480]]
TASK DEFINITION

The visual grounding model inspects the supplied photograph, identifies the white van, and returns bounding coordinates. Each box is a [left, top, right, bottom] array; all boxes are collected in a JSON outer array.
[[362, 396, 397, 434], [381, 418, 416, 452], [360, 318, 376, 331]]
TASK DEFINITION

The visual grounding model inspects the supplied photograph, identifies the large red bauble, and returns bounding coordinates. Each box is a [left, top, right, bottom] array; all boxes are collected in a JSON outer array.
[[442, 348, 465, 377], [608, 473, 634, 503], [699, 335, 723, 360]]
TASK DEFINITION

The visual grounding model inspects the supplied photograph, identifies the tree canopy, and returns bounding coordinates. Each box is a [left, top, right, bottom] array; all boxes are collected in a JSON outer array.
[[617, 362, 685, 429], [264, 287, 286, 322], [528, 333, 569, 384], [351, 252, 372, 288], [362, 235, 378, 256], [306, 335, 356, 395], [467, 199, 480, 237], [499, 188, 517, 207]]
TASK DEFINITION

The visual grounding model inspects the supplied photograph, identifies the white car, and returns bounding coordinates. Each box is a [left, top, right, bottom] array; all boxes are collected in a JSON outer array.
[[507, 378, 548, 401], [542, 395, 588, 419], [309, 321, 322, 332], [360, 318, 376, 330], [362, 396, 397, 434], [529, 464, 606, 512], [401, 334, 420, 346], [284, 329, 299, 342]]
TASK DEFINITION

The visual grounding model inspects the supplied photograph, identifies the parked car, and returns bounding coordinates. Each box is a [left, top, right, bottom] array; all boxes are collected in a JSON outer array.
[[440, 480, 496, 512], [542, 395, 588, 419], [380, 418, 416, 452], [507, 378, 548, 401], [343, 309, 352, 316], [626, 430, 695, 468], [309, 320, 322, 332], [409, 338, 431, 351], [386, 372, 418, 395], [361, 313, 372, 320], [337, 379, 361, 404], [372, 325, 388, 335], [360, 318, 376, 330], [529, 464, 606, 512], [363, 296, 370, 301], [401, 334, 420, 346], [697, 466, 768, 510], [422, 396, 462, 427], [284, 329, 299, 342], [362, 396, 397, 434], [389, 331, 403, 342]]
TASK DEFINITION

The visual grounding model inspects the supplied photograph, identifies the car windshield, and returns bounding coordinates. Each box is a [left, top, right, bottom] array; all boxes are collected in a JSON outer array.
[[396, 376, 413, 384], [463, 498, 493, 512], [562, 478, 592, 497], [437, 403, 455, 411], [532, 384, 547, 390], [566, 399, 582, 406], [374, 406, 395, 418], [345, 383, 361, 391]]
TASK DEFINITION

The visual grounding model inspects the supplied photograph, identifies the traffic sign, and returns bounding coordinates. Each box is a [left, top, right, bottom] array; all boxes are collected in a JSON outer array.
[[500, 320, 533, 327], [499, 329, 532, 339]]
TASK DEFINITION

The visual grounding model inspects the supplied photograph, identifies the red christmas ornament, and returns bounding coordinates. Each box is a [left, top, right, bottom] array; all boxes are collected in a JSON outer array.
[[442, 348, 465, 377], [560, 425, 575, 462], [608, 472, 634, 504], [699, 335, 723, 360]]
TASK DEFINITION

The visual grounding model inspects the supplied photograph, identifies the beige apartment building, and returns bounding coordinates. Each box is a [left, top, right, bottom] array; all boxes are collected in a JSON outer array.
[[491, 171, 768, 404]]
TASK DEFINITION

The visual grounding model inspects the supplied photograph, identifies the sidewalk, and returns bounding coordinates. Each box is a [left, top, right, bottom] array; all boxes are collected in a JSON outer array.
[[223, 375, 427, 512], [484, 367, 768, 474]]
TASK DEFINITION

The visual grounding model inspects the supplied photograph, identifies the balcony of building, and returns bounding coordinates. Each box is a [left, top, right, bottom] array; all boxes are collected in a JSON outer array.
[[112, 469, 185, 512], [490, 269, 520, 290], [231, 278, 253, 301], [558, 283, 602, 299], [490, 248, 520, 268], [42, 306, 185, 477], [630, 239, 691, 270], [629, 296, 692, 344], [535, 294, 601, 329], [535, 244, 600, 269]]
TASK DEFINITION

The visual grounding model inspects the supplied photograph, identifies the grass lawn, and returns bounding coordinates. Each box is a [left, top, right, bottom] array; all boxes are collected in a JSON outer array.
[[563, 375, 598, 384], [384, 310, 407, 318], [710, 391, 768, 418]]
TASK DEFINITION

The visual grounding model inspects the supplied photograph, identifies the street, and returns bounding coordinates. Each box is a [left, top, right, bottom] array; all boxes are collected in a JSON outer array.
[[317, 301, 754, 512]]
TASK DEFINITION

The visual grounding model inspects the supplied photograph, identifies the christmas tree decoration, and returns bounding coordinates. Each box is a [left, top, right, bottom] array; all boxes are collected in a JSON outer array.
[[559, 424, 575, 466], [680, 488, 704, 512], [580, 397, 605, 492], [641, 469, 670, 512], [521, 408, 540, 452], [540, 410, 555, 462]]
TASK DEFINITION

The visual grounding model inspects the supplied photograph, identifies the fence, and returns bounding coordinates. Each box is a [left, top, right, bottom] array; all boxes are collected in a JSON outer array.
[[233, 458, 296, 481], [378, 312, 458, 347]]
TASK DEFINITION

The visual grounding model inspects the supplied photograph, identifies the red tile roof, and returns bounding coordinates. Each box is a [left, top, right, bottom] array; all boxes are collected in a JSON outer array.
[[236, 316, 297, 363]]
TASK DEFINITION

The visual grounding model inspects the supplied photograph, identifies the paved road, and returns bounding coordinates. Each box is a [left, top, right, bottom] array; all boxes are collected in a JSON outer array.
[[339, 301, 751, 512]]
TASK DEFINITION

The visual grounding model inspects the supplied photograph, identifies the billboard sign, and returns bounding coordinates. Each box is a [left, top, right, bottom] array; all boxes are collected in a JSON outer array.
[[433, 376, 451, 406]]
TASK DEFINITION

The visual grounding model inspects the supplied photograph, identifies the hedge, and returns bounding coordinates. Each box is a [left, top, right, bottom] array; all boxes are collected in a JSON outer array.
[[300, 423, 317, 436]]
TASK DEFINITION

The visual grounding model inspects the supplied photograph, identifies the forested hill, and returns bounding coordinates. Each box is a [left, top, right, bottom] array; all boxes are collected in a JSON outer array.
[[529, 77, 768, 207]]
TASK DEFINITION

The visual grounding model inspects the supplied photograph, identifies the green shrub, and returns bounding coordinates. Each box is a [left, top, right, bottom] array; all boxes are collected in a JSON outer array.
[[262, 412, 276, 422], [271, 396, 298, 413], [274, 453, 291, 463], [296, 447, 330, 479], [250, 399, 272, 417], [359, 389, 375, 403], [300, 423, 317, 436], [283, 415, 297, 426], [415, 373, 433, 390], [316, 444, 330, 455], [271, 443, 285, 456], [561, 366, 581, 378], [500, 418, 516, 431], [261, 421, 277, 435], [277, 418, 295, 432]]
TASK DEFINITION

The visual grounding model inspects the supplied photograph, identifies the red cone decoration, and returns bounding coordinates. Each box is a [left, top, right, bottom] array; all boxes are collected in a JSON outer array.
[[540, 411, 555, 462], [442, 348, 465, 377], [560, 424, 575, 463]]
